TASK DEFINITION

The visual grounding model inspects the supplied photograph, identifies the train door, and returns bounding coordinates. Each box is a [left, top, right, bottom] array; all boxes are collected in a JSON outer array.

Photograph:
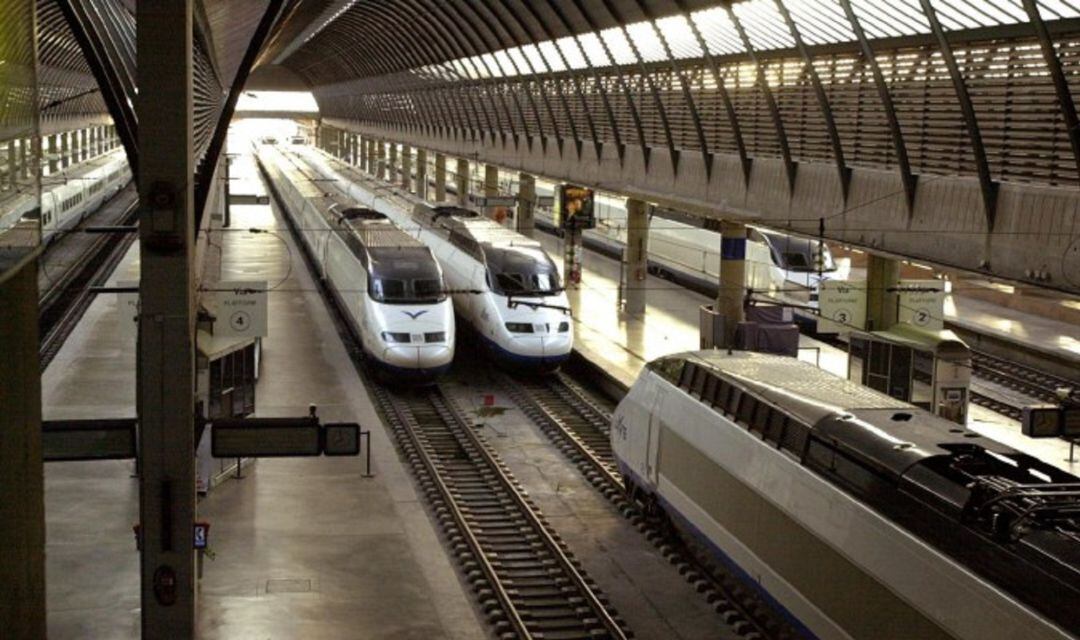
[[645, 388, 666, 485]]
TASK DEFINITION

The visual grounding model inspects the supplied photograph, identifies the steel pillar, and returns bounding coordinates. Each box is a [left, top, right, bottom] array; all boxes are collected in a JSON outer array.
[[866, 254, 900, 331], [6, 142, 15, 190], [60, 132, 70, 169], [484, 164, 498, 218], [718, 221, 747, 347], [516, 172, 535, 238], [377, 140, 387, 180], [434, 153, 446, 201], [21, 137, 31, 179], [455, 158, 468, 206], [0, 259, 45, 640], [415, 148, 428, 199], [136, 1, 197, 636], [47, 135, 58, 174], [401, 144, 411, 191], [388, 142, 398, 184], [624, 198, 648, 316]]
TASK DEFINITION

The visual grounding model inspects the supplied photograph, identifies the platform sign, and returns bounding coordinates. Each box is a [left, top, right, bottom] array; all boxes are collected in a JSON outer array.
[[818, 280, 867, 334], [210, 280, 267, 338], [117, 280, 139, 335], [898, 279, 945, 330]]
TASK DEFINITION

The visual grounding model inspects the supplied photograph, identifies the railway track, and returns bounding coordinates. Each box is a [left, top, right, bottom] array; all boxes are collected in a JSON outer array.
[[267, 164, 631, 639], [971, 350, 1077, 404], [501, 372, 799, 640], [38, 188, 138, 369], [369, 382, 632, 640]]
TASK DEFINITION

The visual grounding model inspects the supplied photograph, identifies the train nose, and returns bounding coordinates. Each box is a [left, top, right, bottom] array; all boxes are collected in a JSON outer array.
[[382, 344, 454, 369]]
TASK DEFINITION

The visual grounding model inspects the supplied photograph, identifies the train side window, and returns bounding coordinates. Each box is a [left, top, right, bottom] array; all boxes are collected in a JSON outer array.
[[691, 366, 708, 397], [702, 374, 719, 406], [765, 411, 786, 445], [714, 381, 732, 413], [727, 387, 742, 418], [737, 394, 756, 427], [780, 421, 810, 459], [679, 362, 696, 389], [751, 402, 772, 436]]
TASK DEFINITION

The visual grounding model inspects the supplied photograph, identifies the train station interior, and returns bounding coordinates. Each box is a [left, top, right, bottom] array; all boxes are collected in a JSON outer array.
[[2, 1, 1079, 639]]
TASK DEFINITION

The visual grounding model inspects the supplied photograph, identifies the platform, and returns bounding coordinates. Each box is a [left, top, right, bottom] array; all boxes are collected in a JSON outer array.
[[537, 232, 1080, 476], [42, 150, 486, 639]]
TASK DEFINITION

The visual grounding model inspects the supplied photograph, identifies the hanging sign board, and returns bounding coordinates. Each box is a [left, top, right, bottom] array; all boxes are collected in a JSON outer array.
[[818, 280, 867, 334], [897, 279, 945, 330], [209, 280, 268, 338]]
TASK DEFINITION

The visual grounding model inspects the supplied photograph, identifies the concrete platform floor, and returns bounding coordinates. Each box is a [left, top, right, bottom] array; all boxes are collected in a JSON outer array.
[[42, 149, 486, 639]]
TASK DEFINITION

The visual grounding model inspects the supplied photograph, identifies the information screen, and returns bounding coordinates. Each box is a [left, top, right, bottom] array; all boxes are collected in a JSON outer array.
[[556, 184, 595, 230], [211, 418, 321, 457]]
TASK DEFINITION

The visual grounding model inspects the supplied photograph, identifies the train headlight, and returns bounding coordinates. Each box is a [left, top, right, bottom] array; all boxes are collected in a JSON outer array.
[[558, 321, 570, 333], [424, 331, 446, 343], [381, 331, 410, 343], [505, 322, 534, 334]]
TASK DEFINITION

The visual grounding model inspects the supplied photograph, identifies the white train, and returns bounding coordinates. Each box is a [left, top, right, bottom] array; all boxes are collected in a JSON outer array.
[[530, 180, 847, 304], [0, 147, 130, 244], [613, 350, 1079, 640], [257, 145, 454, 382], [297, 147, 573, 372]]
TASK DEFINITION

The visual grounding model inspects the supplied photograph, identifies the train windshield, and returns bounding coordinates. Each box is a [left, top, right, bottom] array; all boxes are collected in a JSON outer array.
[[368, 247, 446, 304], [484, 245, 561, 297]]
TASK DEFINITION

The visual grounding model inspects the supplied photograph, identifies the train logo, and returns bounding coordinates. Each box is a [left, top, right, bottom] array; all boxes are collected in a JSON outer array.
[[402, 310, 429, 320]]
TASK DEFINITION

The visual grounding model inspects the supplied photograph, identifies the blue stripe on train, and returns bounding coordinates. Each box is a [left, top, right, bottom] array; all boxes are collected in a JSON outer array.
[[617, 461, 820, 640], [473, 329, 571, 372]]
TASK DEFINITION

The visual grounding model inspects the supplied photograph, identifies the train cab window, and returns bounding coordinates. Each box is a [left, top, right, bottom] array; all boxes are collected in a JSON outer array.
[[648, 357, 685, 385], [368, 246, 447, 304], [484, 245, 561, 297]]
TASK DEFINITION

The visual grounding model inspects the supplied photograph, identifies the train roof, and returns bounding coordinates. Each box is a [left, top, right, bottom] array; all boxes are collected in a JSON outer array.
[[684, 350, 909, 423], [419, 201, 545, 250], [674, 350, 1028, 475]]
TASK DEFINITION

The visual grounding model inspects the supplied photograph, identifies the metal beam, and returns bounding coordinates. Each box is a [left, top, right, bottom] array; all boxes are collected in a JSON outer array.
[[838, 0, 918, 213], [918, 0, 997, 231], [544, 0, 623, 163], [194, 0, 285, 230], [725, 4, 797, 192], [55, 0, 138, 177], [568, 0, 651, 168], [775, 0, 850, 201], [635, 0, 711, 178], [1022, 0, 1080, 186]]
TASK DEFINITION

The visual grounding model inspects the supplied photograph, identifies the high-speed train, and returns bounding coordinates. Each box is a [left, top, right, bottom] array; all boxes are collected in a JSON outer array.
[[0, 147, 130, 243], [528, 179, 847, 302], [256, 144, 454, 381], [296, 147, 573, 372], [614, 350, 1079, 640]]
